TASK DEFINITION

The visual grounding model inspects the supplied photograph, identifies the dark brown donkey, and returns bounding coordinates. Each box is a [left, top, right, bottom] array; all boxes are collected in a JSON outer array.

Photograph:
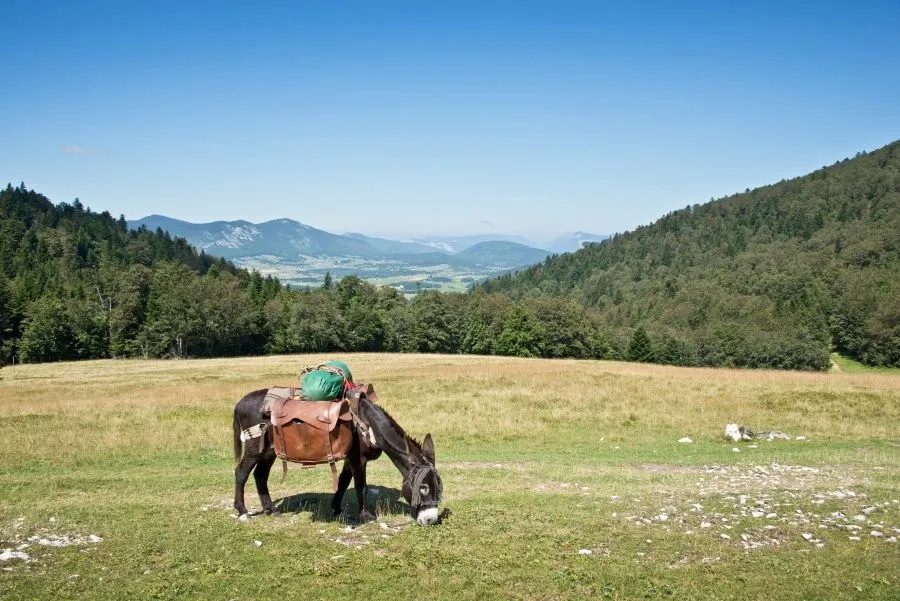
[[232, 388, 443, 525]]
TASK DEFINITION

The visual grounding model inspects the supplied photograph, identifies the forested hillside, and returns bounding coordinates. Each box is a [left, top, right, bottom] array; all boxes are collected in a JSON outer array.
[[0, 184, 279, 363], [481, 141, 900, 369]]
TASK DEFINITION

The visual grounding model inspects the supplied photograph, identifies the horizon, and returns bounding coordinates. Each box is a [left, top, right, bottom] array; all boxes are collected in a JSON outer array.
[[3, 1, 899, 238]]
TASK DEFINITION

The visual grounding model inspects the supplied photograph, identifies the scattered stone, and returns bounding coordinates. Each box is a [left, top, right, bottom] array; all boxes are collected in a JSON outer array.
[[795, 436, 807, 441], [49, 517, 57, 523], [578, 549, 592, 555], [862, 506, 877, 515], [752, 511, 765, 518], [853, 515, 867, 522], [88, 535, 103, 543], [238, 514, 251, 522], [254, 540, 263, 548], [802, 533, 814, 541], [636, 552, 646, 557], [732, 448, 740, 453], [849, 536, 861, 541], [871, 531, 883, 537], [720, 534, 731, 540], [656, 514, 669, 522], [678, 437, 693, 444], [0, 550, 30, 561], [701, 521, 712, 528]]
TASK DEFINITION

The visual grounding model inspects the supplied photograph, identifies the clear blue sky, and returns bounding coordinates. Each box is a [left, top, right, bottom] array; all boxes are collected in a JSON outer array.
[[2, 1, 898, 241]]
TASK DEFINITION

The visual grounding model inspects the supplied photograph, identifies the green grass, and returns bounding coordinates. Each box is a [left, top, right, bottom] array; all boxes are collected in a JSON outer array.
[[1, 354, 898, 600], [831, 352, 900, 374]]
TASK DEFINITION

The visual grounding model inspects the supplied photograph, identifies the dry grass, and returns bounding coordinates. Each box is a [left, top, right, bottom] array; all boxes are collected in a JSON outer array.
[[1, 354, 897, 466]]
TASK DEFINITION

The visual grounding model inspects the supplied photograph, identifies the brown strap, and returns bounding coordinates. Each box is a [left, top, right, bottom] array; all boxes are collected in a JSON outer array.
[[280, 459, 288, 483], [330, 462, 338, 493]]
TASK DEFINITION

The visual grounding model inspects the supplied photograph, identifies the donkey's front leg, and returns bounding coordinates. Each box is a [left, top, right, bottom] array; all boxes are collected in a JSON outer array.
[[350, 455, 376, 523], [331, 461, 355, 518]]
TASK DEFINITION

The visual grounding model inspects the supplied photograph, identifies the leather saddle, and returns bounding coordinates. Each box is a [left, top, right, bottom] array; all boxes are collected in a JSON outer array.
[[267, 387, 353, 468]]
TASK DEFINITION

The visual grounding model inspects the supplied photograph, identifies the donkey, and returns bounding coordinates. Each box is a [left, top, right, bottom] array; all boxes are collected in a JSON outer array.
[[233, 389, 443, 525]]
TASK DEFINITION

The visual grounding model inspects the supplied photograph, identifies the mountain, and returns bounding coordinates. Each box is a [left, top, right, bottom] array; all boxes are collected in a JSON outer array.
[[343, 232, 447, 255], [455, 241, 551, 267], [545, 231, 610, 254], [480, 142, 900, 370], [130, 215, 381, 259], [407, 234, 537, 253], [129, 216, 554, 283]]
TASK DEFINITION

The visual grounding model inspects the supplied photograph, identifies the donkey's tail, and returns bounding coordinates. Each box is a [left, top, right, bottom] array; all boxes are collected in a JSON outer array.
[[233, 412, 243, 463]]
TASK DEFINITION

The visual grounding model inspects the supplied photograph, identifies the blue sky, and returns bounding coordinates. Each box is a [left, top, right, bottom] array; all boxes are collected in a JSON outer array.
[[2, 1, 898, 241]]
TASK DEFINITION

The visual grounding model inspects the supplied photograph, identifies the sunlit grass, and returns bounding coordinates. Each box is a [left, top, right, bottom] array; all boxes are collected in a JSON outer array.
[[1, 354, 898, 600]]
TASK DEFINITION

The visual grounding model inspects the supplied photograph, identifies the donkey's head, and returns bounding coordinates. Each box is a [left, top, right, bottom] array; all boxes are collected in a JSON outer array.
[[402, 433, 443, 525]]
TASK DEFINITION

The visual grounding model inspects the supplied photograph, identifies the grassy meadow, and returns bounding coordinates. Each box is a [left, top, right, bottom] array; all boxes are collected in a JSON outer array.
[[0, 354, 898, 600]]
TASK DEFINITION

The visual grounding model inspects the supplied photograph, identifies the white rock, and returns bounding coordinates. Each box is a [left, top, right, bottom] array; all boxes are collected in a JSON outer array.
[[853, 515, 867, 522], [657, 514, 669, 522], [701, 521, 712, 528], [886, 537, 897, 543], [751, 511, 765, 518], [802, 533, 814, 541], [578, 549, 592, 555], [861, 506, 877, 515], [0, 550, 30, 561], [238, 513, 251, 522], [49, 517, 57, 523], [88, 535, 103, 543], [720, 534, 731, 540], [795, 436, 807, 441], [815, 543, 825, 548], [724, 424, 742, 442], [848, 536, 861, 541], [871, 531, 883, 537], [732, 448, 740, 453], [766, 513, 777, 519], [678, 437, 693, 443], [254, 540, 263, 548], [637, 552, 646, 557]]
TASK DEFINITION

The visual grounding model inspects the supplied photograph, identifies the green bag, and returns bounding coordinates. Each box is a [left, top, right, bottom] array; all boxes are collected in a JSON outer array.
[[300, 361, 353, 401]]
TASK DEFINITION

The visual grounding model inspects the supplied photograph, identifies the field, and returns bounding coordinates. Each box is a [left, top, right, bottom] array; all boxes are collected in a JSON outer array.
[[235, 254, 489, 292], [1, 354, 898, 600]]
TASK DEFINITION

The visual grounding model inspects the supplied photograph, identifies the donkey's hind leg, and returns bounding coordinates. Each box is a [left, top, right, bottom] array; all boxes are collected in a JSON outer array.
[[234, 453, 258, 517], [253, 449, 279, 515]]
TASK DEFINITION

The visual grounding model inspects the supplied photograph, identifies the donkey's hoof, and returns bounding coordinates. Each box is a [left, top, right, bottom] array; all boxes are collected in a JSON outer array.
[[238, 513, 252, 522], [359, 510, 376, 524]]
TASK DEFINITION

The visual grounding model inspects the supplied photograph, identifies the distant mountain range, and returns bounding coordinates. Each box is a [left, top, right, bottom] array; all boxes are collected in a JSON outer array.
[[129, 215, 557, 273]]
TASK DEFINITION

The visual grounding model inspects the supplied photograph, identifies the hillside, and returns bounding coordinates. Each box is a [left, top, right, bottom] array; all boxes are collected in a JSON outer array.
[[0, 185, 280, 364], [481, 142, 900, 369], [454, 240, 551, 267]]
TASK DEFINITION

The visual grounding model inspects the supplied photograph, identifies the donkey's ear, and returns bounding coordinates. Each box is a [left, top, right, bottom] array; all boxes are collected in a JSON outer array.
[[422, 433, 435, 464]]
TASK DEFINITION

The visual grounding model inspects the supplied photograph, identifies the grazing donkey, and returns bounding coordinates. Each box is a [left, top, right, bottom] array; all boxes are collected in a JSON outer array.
[[233, 388, 443, 525]]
